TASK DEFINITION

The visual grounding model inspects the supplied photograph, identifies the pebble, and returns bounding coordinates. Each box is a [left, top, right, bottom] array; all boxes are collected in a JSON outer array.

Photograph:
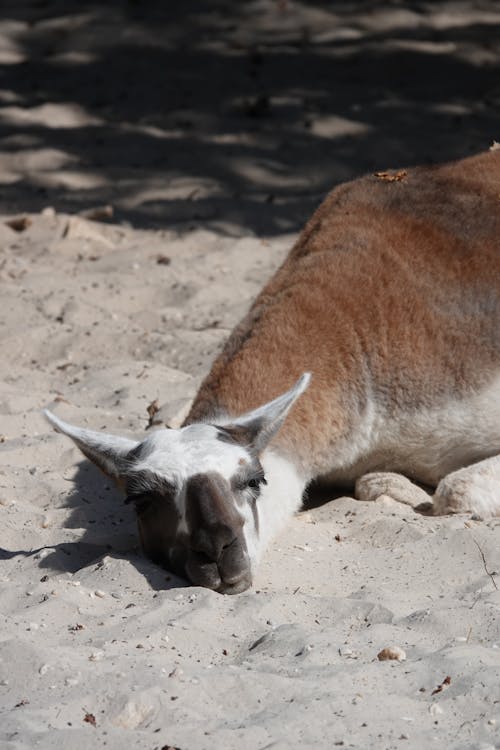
[[35, 549, 51, 560], [429, 704, 444, 716], [89, 651, 104, 662], [95, 590, 106, 598], [38, 664, 50, 675], [377, 646, 406, 661]]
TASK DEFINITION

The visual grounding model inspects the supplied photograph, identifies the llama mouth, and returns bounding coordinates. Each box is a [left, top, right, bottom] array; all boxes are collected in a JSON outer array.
[[216, 576, 252, 595], [184, 554, 251, 594]]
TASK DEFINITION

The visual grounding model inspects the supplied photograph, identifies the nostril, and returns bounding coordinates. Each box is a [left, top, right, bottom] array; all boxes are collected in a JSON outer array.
[[191, 525, 237, 561], [222, 538, 236, 552]]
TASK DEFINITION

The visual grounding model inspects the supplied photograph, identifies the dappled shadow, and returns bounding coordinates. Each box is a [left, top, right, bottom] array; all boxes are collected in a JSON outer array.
[[1, 458, 188, 591], [0, 0, 499, 233]]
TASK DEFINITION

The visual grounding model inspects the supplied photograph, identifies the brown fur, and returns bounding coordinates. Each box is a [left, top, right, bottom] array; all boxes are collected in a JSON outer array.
[[185, 151, 500, 477]]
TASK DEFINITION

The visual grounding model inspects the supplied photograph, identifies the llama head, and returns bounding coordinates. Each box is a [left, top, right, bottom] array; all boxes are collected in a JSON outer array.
[[45, 373, 310, 594]]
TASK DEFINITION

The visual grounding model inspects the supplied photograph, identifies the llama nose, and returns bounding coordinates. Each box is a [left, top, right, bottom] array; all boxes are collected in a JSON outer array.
[[191, 524, 236, 562]]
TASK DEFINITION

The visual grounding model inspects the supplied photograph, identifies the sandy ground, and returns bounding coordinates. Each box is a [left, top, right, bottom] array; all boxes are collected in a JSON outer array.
[[1, 2, 500, 749]]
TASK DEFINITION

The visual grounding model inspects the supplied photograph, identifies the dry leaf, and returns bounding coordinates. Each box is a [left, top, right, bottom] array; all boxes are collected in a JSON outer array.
[[156, 254, 171, 266], [431, 675, 451, 695], [374, 170, 408, 182], [5, 215, 32, 232], [78, 205, 114, 222], [146, 399, 161, 429], [377, 646, 406, 661], [83, 711, 96, 726]]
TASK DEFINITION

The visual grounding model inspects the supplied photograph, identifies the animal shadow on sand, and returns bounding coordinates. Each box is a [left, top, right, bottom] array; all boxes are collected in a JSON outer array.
[[3, 459, 187, 592]]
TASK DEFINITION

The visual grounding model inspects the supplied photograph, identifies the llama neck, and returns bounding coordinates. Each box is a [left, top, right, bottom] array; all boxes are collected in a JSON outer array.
[[253, 449, 307, 563]]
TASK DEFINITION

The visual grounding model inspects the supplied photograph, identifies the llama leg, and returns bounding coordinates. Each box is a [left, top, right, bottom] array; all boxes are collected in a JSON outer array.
[[355, 472, 432, 511], [433, 454, 500, 517]]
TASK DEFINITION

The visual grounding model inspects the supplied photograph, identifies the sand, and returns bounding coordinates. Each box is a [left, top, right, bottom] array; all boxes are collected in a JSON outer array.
[[1, 2, 500, 749]]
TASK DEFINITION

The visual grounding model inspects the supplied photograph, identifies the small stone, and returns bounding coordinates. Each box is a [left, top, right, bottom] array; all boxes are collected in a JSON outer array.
[[377, 646, 406, 661], [89, 651, 104, 662], [35, 549, 51, 560], [429, 704, 444, 716], [94, 590, 106, 598], [38, 664, 50, 675]]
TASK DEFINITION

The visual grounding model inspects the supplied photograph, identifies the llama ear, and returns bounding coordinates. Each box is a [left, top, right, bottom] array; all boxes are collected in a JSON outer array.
[[222, 372, 311, 455], [44, 410, 139, 479]]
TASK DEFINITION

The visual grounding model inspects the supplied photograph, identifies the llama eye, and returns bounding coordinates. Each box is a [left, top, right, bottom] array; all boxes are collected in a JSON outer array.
[[246, 475, 266, 491]]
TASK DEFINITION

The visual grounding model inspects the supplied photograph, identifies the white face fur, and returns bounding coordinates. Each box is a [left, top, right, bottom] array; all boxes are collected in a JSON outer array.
[[131, 424, 263, 567], [44, 373, 310, 594]]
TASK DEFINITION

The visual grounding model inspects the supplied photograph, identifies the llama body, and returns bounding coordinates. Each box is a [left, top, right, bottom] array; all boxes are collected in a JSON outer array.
[[46, 149, 500, 593]]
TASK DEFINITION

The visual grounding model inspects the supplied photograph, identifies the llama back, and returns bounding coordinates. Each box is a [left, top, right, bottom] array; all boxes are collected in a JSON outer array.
[[185, 151, 500, 478]]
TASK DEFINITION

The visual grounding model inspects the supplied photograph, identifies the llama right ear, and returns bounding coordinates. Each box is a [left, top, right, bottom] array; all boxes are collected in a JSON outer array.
[[221, 373, 311, 455], [44, 410, 139, 479]]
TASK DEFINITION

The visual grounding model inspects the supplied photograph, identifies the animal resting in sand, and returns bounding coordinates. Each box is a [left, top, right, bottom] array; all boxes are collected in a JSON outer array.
[[46, 149, 500, 594]]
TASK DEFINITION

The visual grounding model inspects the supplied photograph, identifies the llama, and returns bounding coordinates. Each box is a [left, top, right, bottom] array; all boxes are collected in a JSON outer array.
[[45, 149, 500, 594]]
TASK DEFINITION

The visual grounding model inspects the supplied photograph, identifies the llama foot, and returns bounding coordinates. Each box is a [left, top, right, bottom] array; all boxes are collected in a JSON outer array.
[[355, 472, 432, 511], [433, 455, 500, 518]]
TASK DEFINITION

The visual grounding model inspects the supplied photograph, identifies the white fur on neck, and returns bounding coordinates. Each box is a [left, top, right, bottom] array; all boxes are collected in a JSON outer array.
[[251, 450, 306, 564]]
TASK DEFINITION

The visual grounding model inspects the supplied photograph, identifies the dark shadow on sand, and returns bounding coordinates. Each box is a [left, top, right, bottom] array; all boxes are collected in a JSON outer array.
[[0, 1, 499, 234]]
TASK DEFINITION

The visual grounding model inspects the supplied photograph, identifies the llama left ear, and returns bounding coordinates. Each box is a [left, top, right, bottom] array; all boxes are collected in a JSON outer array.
[[222, 372, 311, 455], [44, 410, 139, 479]]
